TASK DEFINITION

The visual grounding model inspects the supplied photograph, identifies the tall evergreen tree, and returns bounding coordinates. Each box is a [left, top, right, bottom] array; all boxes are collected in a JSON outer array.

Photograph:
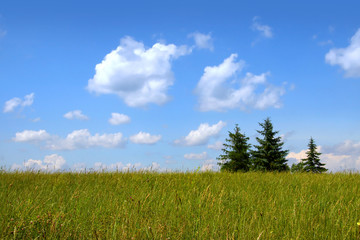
[[301, 137, 327, 173], [217, 124, 251, 172], [251, 118, 289, 171]]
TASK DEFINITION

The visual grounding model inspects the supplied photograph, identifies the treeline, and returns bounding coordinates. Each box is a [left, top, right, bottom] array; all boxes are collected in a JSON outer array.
[[217, 117, 327, 173]]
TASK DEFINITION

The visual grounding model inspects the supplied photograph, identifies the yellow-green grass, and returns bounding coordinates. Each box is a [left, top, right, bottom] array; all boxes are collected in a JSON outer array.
[[1, 171, 359, 239]]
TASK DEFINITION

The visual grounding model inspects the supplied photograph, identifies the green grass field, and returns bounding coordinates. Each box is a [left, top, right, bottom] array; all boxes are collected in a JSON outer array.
[[1, 171, 360, 239]]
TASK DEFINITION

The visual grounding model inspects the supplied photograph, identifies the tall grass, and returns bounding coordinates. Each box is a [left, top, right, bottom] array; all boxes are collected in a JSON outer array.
[[1, 171, 359, 239]]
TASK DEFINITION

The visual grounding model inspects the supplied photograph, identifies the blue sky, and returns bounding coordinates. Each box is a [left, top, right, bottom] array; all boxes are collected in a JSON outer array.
[[1, 0, 360, 172]]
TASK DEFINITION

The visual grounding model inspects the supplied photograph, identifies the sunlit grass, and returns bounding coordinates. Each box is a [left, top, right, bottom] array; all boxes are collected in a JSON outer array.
[[1, 171, 359, 239]]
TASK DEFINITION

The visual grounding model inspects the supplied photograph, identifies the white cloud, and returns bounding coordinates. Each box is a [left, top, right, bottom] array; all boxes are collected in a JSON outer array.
[[13, 130, 51, 142], [184, 152, 208, 160], [175, 121, 226, 146], [109, 113, 131, 125], [207, 141, 223, 150], [32, 117, 41, 123], [3, 93, 34, 113], [94, 161, 141, 171], [93, 161, 164, 172], [287, 149, 307, 162], [200, 159, 219, 172], [129, 131, 162, 145], [12, 154, 66, 171], [252, 16, 273, 38], [13, 129, 126, 150], [64, 110, 89, 120], [195, 54, 285, 111], [189, 32, 214, 50], [87, 36, 191, 107], [325, 28, 360, 77]]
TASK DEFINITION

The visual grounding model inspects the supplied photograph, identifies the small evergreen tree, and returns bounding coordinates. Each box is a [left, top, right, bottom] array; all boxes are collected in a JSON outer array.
[[301, 137, 327, 173], [217, 124, 251, 172], [251, 118, 289, 171], [290, 162, 304, 173]]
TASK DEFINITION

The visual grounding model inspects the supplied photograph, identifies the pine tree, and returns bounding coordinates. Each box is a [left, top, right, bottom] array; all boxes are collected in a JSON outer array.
[[290, 162, 304, 173], [301, 137, 327, 173], [217, 124, 251, 172], [251, 118, 289, 171]]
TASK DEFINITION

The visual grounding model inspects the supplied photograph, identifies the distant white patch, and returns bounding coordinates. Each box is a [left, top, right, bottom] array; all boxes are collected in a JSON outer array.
[[200, 159, 219, 172], [184, 152, 208, 160], [87, 36, 191, 107], [252, 16, 273, 38], [13, 129, 126, 150], [130, 131, 162, 145], [32, 117, 41, 123], [64, 110, 89, 120], [3, 93, 34, 113], [175, 121, 226, 146], [109, 113, 131, 125], [12, 154, 66, 171], [93, 161, 164, 172], [195, 54, 285, 111], [325, 28, 360, 77], [207, 141, 223, 150], [188, 32, 214, 50]]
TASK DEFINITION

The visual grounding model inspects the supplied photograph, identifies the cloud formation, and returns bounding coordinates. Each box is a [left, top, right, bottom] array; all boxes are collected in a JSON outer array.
[[195, 54, 285, 111], [13, 129, 126, 150], [87, 36, 191, 107], [207, 141, 223, 150], [174, 121, 226, 146], [109, 113, 131, 125], [129, 131, 162, 145], [12, 154, 66, 171], [325, 28, 360, 77], [14, 130, 51, 142], [184, 152, 208, 160], [64, 110, 89, 120], [200, 159, 219, 172], [3, 93, 34, 113], [189, 32, 214, 50], [93, 161, 164, 172], [252, 16, 273, 38]]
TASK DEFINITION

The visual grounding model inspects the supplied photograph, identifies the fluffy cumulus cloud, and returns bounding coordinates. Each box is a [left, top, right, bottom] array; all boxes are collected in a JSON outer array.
[[287, 140, 360, 172], [3, 93, 34, 113], [12, 154, 66, 171], [87, 36, 191, 107], [325, 29, 360, 77], [129, 131, 162, 145], [184, 152, 208, 160], [195, 54, 285, 111], [13, 129, 126, 150], [188, 32, 214, 50], [174, 121, 226, 146], [108, 113, 131, 125], [252, 16, 273, 38], [64, 110, 89, 120], [13, 130, 51, 142]]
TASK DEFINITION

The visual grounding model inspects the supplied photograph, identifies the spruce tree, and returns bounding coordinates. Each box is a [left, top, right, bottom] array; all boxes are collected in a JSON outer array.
[[217, 124, 251, 172], [290, 162, 304, 173], [301, 137, 327, 173], [251, 118, 289, 171]]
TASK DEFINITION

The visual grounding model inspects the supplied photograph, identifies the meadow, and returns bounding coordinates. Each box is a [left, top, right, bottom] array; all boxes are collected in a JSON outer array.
[[1, 171, 360, 239]]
